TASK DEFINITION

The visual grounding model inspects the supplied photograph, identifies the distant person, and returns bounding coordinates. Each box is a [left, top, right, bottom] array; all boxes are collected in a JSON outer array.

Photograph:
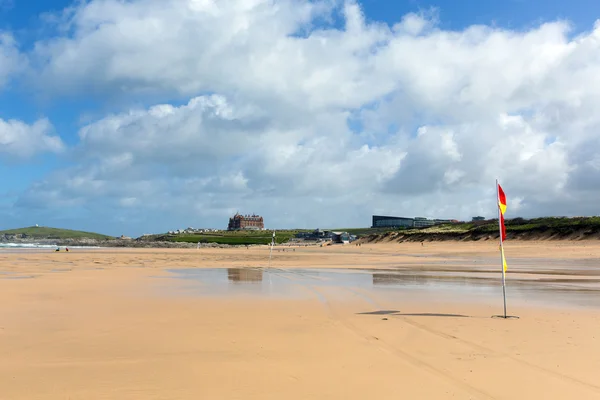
[[65, 247, 69, 252]]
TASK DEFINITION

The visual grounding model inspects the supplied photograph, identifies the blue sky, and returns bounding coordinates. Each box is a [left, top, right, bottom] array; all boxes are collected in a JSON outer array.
[[1, 0, 600, 236], [362, 0, 597, 32]]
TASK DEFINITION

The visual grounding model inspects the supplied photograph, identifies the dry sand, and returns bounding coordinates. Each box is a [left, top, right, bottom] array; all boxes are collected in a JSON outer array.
[[0, 241, 599, 399]]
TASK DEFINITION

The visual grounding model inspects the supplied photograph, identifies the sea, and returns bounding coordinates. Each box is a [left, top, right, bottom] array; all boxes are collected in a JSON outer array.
[[0, 243, 102, 249]]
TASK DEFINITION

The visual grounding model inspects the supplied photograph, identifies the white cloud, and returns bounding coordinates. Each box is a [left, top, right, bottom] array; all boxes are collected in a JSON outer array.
[[0, 32, 24, 88], [0, 118, 64, 159], [18, 94, 400, 219], [14, 1, 600, 233]]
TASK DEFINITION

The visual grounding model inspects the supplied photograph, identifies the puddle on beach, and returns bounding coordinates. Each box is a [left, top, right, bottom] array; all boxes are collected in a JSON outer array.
[[162, 267, 600, 309], [0, 274, 36, 280]]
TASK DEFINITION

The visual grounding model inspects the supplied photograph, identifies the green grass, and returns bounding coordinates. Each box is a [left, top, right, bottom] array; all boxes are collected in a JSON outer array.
[[401, 223, 474, 234], [168, 230, 297, 245], [0, 226, 112, 240], [169, 227, 403, 245], [469, 217, 600, 233]]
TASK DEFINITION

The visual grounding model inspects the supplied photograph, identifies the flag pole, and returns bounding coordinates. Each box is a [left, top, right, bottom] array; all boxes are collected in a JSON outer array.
[[268, 230, 275, 269], [496, 179, 507, 319], [267, 230, 275, 286]]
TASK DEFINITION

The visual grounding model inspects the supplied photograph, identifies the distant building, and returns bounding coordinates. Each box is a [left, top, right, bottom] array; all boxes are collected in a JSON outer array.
[[372, 215, 415, 228], [227, 213, 265, 231], [372, 215, 457, 229], [472, 216, 485, 221], [331, 231, 351, 244], [295, 229, 332, 241], [413, 217, 436, 228]]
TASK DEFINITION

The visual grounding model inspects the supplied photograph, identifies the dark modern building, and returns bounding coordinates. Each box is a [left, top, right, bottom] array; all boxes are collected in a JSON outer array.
[[227, 213, 265, 231], [372, 215, 458, 228], [371, 215, 416, 228], [413, 217, 435, 228]]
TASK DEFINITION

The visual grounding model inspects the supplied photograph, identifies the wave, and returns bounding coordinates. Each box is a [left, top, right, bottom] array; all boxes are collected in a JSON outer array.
[[0, 243, 102, 249]]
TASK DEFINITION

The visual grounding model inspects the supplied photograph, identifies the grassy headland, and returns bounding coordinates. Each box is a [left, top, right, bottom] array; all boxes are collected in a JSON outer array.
[[0, 226, 112, 240], [164, 230, 300, 246]]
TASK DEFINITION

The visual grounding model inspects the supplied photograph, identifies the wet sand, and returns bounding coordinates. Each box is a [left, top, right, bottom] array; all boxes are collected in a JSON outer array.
[[1, 241, 599, 399]]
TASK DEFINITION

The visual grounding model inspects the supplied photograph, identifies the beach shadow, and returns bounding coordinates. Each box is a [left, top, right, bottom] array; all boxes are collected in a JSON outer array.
[[357, 310, 400, 315], [357, 310, 470, 318], [395, 312, 470, 318]]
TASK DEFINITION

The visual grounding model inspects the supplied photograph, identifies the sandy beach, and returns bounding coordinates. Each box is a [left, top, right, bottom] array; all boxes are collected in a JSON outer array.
[[1, 241, 599, 399]]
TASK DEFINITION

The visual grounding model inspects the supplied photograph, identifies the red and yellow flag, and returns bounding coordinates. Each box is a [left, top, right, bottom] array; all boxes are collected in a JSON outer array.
[[498, 183, 508, 271], [498, 183, 507, 243], [498, 183, 507, 215]]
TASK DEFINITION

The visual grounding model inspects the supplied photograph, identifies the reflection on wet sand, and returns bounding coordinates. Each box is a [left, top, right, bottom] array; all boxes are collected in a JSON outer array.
[[227, 268, 263, 283], [165, 267, 600, 309], [372, 272, 496, 288]]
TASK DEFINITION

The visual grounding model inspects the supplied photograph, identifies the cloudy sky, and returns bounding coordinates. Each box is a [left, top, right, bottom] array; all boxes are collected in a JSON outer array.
[[1, 0, 600, 236]]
